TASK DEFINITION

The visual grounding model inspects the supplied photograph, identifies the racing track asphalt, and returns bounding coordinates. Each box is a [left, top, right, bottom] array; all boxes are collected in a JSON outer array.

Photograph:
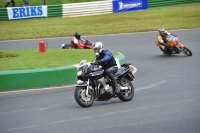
[[0, 29, 200, 133]]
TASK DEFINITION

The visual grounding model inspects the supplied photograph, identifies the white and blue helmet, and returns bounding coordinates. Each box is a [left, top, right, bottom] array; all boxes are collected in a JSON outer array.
[[93, 42, 104, 56]]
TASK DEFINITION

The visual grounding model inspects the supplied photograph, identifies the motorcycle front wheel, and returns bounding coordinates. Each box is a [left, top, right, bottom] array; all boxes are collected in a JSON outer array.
[[118, 78, 134, 101], [181, 46, 192, 56], [74, 86, 94, 108]]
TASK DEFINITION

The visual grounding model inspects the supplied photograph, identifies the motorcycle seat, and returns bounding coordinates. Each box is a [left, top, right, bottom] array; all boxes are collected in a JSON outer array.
[[115, 67, 126, 76]]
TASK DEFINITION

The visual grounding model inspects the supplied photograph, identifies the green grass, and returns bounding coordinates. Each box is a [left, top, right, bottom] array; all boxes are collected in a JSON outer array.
[[0, 49, 118, 71], [0, 3, 200, 41]]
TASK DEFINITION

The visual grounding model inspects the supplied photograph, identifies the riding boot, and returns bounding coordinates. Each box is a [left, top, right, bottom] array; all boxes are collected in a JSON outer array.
[[104, 66, 120, 94], [112, 81, 120, 94], [115, 85, 120, 94]]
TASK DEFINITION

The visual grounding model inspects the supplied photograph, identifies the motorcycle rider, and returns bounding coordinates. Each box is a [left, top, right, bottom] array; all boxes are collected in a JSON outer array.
[[93, 42, 120, 94], [158, 28, 178, 53]]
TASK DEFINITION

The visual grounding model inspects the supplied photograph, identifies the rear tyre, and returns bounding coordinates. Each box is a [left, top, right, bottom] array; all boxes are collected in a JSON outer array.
[[118, 78, 134, 101], [181, 47, 192, 56], [74, 87, 94, 108]]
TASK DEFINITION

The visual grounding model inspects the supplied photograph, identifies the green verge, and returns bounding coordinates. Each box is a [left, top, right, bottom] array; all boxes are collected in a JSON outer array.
[[0, 65, 77, 91], [0, 49, 118, 71], [0, 3, 200, 41]]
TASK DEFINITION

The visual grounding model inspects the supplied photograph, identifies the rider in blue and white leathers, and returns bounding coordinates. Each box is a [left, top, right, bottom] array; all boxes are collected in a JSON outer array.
[[93, 42, 120, 94]]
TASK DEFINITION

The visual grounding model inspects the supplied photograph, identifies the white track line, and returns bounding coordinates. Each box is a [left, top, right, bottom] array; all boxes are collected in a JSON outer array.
[[136, 80, 167, 91]]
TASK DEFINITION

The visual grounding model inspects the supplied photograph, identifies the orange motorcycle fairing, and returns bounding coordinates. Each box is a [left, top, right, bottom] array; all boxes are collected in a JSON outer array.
[[166, 37, 178, 47]]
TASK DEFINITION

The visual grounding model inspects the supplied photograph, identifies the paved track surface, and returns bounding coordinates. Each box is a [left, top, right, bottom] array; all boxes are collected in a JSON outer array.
[[0, 29, 200, 133]]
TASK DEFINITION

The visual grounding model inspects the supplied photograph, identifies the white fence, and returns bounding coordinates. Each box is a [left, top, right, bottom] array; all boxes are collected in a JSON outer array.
[[62, 0, 113, 17]]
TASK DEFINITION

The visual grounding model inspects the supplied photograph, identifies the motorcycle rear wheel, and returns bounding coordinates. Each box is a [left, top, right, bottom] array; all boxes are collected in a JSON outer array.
[[118, 78, 134, 101], [74, 87, 94, 108], [181, 47, 192, 56]]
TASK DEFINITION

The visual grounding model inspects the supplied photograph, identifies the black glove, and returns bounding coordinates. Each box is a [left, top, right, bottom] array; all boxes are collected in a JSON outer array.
[[95, 60, 103, 65], [165, 44, 170, 49]]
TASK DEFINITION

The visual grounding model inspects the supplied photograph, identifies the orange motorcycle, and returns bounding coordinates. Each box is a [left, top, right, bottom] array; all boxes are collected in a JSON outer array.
[[155, 35, 192, 56]]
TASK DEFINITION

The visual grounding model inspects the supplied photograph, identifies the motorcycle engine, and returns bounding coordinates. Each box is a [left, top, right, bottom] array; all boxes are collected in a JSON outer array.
[[98, 77, 112, 93], [95, 77, 114, 101]]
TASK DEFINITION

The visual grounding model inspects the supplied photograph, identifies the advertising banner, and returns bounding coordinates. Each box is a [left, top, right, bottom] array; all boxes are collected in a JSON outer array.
[[7, 6, 47, 20], [112, 0, 147, 13]]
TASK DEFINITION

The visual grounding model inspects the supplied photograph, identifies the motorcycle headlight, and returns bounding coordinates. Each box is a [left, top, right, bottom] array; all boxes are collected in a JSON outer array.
[[77, 80, 84, 84], [77, 70, 82, 76]]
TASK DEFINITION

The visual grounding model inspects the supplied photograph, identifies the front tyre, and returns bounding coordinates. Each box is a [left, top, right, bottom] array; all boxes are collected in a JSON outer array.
[[181, 47, 192, 56], [118, 78, 134, 101], [74, 87, 94, 108]]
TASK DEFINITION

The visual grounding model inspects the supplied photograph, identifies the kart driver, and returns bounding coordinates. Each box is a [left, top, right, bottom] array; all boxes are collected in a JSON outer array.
[[93, 42, 120, 94], [71, 32, 92, 48]]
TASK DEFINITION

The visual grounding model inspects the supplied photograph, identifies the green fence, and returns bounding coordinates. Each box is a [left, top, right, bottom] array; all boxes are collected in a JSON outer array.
[[0, 8, 8, 21], [48, 4, 62, 17], [148, 0, 200, 8], [1, 1, 200, 21]]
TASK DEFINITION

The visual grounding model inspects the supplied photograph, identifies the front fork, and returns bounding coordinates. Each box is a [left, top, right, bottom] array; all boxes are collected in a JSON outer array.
[[85, 79, 91, 97], [176, 41, 185, 51], [77, 79, 91, 97]]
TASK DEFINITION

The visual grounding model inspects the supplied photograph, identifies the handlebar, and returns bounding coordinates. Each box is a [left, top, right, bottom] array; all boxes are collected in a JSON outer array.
[[90, 62, 98, 65]]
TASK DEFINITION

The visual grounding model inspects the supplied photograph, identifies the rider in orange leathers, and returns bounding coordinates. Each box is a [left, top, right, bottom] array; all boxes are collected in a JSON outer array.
[[158, 28, 178, 53]]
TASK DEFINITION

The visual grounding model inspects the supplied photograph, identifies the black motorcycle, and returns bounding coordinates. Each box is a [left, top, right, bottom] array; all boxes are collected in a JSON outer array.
[[74, 60, 134, 108]]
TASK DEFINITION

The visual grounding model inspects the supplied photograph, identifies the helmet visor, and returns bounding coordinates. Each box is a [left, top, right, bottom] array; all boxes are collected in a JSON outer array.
[[94, 48, 100, 53], [160, 31, 165, 35]]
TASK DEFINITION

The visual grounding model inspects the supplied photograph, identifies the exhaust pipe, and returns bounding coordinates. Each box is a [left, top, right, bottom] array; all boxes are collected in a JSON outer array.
[[120, 86, 128, 90]]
